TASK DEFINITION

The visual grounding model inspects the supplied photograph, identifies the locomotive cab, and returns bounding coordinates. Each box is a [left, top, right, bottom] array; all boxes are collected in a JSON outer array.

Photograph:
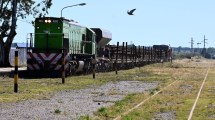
[[34, 17, 64, 53]]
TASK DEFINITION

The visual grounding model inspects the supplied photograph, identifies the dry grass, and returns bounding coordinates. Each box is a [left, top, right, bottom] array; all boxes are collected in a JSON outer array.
[[0, 64, 163, 103], [1, 58, 214, 120], [0, 75, 108, 103], [94, 58, 215, 120]]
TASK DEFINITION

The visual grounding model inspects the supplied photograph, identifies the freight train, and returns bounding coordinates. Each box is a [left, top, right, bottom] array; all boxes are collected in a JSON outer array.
[[26, 17, 172, 76]]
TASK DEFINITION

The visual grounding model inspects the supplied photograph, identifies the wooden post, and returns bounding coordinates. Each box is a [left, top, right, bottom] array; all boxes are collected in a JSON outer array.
[[132, 45, 135, 64], [143, 46, 145, 61], [160, 47, 162, 62], [148, 47, 149, 62], [62, 50, 65, 84], [125, 42, 128, 65], [138, 45, 140, 68], [130, 45, 133, 62], [14, 51, 18, 93], [30, 33, 33, 49], [121, 42, 124, 64], [115, 42, 119, 74], [134, 46, 137, 66], [151, 47, 153, 62], [170, 48, 173, 63], [92, 55, 96, 79]]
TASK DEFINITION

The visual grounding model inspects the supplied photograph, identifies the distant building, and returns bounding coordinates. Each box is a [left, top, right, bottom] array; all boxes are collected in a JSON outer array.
[[9, 43, 27, 66], [11, 43, 27, 49]]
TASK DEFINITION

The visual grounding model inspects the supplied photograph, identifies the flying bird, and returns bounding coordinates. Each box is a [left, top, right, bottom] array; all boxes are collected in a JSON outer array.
[[127, 8, 136, 15]]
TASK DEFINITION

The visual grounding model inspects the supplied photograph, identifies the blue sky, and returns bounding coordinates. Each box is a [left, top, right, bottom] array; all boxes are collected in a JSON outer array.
[[14, 0, 215, 48]]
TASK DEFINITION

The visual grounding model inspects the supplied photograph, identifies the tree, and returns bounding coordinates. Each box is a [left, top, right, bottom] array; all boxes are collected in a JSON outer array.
[[0, 0, 52, 67]]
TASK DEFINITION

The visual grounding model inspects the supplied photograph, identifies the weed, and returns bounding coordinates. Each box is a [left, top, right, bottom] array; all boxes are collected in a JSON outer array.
[[155, 87, 160, 91], [123, 116, 134, 120], [54, 109, 61, 114], [97, 107, 109, 117], [160, 108, 165, 113], [98, 107, 106, 113], [156, 99, 162, 104], [79, 114, 90, 120], [150, 91, 154, 95]]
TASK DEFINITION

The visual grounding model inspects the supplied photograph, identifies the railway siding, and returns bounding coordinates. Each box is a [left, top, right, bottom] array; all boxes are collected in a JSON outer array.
[[191, 68, 215, 119]]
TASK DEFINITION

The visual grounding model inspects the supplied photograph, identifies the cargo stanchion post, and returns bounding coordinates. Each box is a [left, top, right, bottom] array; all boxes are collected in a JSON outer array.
[[14, 51, 18, 93]]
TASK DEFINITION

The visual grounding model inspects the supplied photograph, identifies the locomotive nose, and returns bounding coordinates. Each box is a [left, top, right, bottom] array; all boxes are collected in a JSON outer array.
[[44, 60, 50, 70]]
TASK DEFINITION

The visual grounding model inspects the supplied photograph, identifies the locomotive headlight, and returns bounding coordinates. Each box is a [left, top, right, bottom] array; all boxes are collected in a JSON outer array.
[[48, 20, 51, 23], [44, 20, 51, 23]]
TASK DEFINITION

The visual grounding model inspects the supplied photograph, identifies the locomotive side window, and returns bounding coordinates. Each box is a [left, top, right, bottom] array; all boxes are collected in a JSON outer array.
[[86, 31, 92, 41]]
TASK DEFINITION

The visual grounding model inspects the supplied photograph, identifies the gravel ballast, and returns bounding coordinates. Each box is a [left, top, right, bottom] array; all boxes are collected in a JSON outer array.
[[0, 80, 158, 120]]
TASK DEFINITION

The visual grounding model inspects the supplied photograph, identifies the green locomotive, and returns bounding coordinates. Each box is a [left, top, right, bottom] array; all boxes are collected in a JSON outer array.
[[27, 17, 112, 76]]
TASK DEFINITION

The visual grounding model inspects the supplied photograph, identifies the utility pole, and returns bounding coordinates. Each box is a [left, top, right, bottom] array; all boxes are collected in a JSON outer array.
[[189, 37, 194, 54], [202, 35, 208, 57], [203, 35, 207, 49]]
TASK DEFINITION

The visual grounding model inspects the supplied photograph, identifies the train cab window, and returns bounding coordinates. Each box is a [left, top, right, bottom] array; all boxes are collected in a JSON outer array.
[[82, 34, 86, 41]]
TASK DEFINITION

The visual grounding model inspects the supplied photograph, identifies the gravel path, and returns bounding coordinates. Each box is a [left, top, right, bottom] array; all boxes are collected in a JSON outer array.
[[0, 81, 158, 120]]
